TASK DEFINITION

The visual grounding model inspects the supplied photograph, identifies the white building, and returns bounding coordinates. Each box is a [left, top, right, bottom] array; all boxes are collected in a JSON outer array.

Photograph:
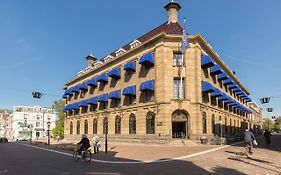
[[0, 110, 12, 139], [12, 106, 57, 140]]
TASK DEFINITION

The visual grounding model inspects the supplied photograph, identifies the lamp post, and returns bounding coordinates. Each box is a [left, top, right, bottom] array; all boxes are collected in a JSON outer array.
[[103, 111, 109, 154], [47, 121, 51, 145], [28, 124, 33, 143], [219, 120, 223, 145]]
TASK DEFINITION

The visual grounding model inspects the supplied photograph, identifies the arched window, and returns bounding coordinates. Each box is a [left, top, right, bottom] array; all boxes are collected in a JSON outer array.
[[84, 120, 88, 134], [93, 118, 98, 134], [211, 114, 215, 134], [146, 112, 155, 134], [202, 112, 207, 134], [115, 116, 121, 134], [129, 114, 136, 134], [70, 121, 73, 135], [76, 120, 80, 135], [103, 117, 108, 134]]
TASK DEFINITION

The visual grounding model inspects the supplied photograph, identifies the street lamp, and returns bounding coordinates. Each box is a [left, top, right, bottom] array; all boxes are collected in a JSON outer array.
[[47, 121, 51, 145], [28, 124, 33, 143], [219, 120, 223, 145], [103, 111, 109, 153]]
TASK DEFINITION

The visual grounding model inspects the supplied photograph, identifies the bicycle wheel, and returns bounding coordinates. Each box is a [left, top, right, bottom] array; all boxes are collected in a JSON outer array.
[[83, 150, 92, 162], [73, 151, 79, 161]]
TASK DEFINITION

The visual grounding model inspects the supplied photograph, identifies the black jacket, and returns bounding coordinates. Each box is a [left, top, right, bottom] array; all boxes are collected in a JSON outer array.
[[78, 138, 90, 148]]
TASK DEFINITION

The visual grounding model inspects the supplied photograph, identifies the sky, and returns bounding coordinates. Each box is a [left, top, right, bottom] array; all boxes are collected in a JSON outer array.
[[0, 0, 280, 118]]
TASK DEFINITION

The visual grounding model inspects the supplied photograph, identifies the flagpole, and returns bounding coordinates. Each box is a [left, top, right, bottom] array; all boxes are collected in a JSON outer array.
[[180, 17, 188, 100]]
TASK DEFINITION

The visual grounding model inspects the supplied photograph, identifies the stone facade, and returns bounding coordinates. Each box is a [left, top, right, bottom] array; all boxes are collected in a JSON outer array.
[[63, 1, 261, 143]]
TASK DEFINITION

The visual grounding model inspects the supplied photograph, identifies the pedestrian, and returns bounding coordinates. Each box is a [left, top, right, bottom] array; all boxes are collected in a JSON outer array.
[[244, 128, 256, 154], [92, 135, 100, 154], [264, 130, 272, 145]]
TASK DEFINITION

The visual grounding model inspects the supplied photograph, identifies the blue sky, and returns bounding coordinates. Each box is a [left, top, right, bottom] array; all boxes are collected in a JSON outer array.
[[0, 0, 280, 117]]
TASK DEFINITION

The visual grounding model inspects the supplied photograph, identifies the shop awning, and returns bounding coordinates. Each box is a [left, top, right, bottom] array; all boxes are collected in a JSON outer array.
[[140, 80, 154, 91], [98, 94, 108, 102], [97, 73, 108, 82], [124, 61, 136, 72], [139, 52, 154, 67], [122, 85, 136, 96], [108, 67, 121, 79], [201, 55, 215, 68], [109, 90, 121, 99]]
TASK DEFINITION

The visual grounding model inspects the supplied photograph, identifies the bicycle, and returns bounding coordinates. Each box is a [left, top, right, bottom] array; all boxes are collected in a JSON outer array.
[[73, 148, 92, 162]]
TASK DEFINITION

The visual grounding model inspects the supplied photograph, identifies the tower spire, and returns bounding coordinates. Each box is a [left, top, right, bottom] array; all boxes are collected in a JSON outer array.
[[164, 0, 181, 23]]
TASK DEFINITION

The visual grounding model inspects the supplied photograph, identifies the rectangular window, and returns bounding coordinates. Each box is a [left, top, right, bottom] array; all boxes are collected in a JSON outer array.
[[218, 99, 223, 108], [74, 93, 79, 100], [211, 96, 217, 106], [36, 122, 40, 127], [89, 105, 97, 112], [80, 90, 87, 98], [129, 96, 136, 105], [145, 91, 154, 102], [173, 53, 184, 66], [111, 99, 121, 108], [81, 106, 88, 113], [74, 109, 79, 115], [173, 79, 185, 99]]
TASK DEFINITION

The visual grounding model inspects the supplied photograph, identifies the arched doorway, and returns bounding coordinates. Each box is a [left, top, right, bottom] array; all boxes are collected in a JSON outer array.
[[172, 110, 189, 139]]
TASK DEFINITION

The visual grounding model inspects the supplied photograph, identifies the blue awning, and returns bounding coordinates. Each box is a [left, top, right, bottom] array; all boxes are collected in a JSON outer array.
[[87, 78, 97, 87], [64, 88, 73, 96], [140, 80, 154, 91], [201, 55, 215, 68], [97, 73, 108, 82], [123, 85, 136, 96], [139, 52, 154, 67], [218, 94, 229, 101], [223, 79, 233, 85], [233, 88, 241, 93], [98, 94, 108, 102], [87, 97, 98, 105], [78, 100, 88, 107], [108, 67, 121, 79], [63, 104, 71, 111], [79, 83, 88, 90], [229, 83, 238, 90], [217, 72, 228, 81], [72, 86, 80, 93], [202, 81, 215, 93], [124, 61, 136, 72], [109, 90, 121, 99], [70, 103, 79, 110], [211, 88, 222, 97], [210, 65, 223, 75], [62, 94, 67, 99]]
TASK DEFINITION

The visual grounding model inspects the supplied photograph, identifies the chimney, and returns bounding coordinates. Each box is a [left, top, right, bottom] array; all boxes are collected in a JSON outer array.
[[164, 0, 181, 23], [85, 54, 97, 66]]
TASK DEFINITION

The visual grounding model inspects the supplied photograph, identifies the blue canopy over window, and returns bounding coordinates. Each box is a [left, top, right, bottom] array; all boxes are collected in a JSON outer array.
[[218, 94, 229, 101], [87, 97, 98, 105], [109, 90, 121, 99], [78, 100, 88, 107], [72, 86, 80, 93], [97, 73, 108, 83], [139, 52, 154, 67], [122, 85, 136, 96], [140, 80, 154, 91], [79, 83, 88, 90], [108, 67, 121, 79], [202, 81, 215, 93], [229, 83, 238, 90], [223, 79, 233, 85], [62, 94, 67, 99], [63, 104, 71, 111], [233, 88, 241, 93], [64, 88, 73, 96], [217, 72, 228, 81], [210, 65, 223, 75], [124, 61, 136, 72], [98, 94, 108, 102], [201, 55, 215, 68], [87, 78, 97, 87], [70, 103, 79, 110], [211, 88, 222, 97]]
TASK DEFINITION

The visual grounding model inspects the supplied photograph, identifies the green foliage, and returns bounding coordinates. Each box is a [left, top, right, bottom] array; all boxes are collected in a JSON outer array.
[[51, 99, 65, 138], [263, 119, 273, 131], [272, 116, 281, 133]]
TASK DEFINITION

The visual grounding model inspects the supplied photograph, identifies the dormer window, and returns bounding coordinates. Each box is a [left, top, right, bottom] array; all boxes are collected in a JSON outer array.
[[103, 55, 114, 62], [115, 48, 126, 57], [129, 40, 142, 49]]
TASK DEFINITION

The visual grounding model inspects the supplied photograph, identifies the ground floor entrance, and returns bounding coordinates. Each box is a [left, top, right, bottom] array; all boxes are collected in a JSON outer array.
[[172, 110, 189, 139]]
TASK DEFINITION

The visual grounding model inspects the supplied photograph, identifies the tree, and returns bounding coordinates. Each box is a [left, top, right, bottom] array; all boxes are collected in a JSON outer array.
[[272, 116, 281, 133], [263, 118, 274, 131], [51, 99, 65, 139]]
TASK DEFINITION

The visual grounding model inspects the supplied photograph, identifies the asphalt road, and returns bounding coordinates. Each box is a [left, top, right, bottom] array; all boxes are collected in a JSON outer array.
[[0, 135, 280, 175]]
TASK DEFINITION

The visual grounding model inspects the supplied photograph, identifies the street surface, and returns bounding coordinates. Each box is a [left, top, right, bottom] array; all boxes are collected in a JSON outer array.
[[0, 134, 280, 175]]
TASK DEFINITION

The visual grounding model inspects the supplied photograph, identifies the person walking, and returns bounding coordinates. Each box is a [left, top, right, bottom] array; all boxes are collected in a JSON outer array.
[[244, 129, 256, 155], [264, 130, 272, 145], [92, 135, 100, 154]]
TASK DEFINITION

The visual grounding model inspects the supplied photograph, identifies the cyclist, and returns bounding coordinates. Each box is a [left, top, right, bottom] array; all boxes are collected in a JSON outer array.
[[244, 128, 256, 155], [77, 134, 90, 157]]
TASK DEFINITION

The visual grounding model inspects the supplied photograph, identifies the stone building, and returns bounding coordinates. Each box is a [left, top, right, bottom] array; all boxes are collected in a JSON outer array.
[[63, 1, 255, 143]]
